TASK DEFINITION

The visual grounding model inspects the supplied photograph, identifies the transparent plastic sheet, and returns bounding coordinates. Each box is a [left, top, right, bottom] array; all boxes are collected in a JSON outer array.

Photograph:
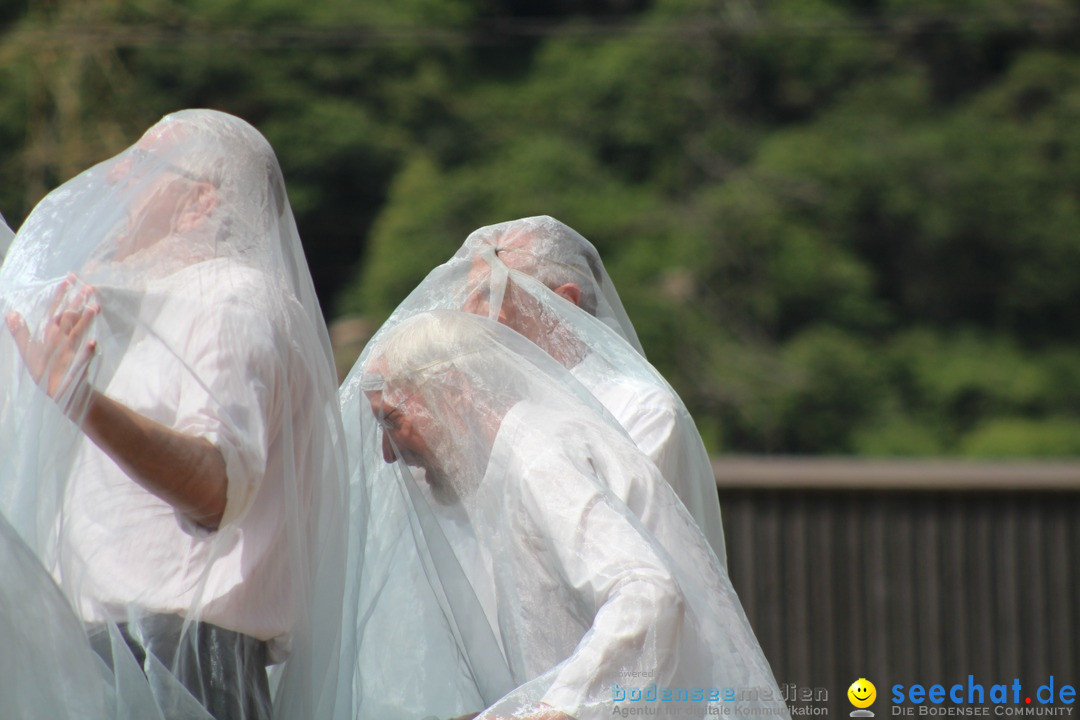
[[358, 216, 726, 564], [341, 364, 515, 720], [342, 310, 789, 720], [457, 216, 644, 354], [0, 509, 114, 719], [0, 211, 12, 263], [0, 110, 354, 719]]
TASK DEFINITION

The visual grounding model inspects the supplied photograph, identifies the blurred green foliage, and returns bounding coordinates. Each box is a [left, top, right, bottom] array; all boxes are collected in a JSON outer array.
[[2, 0, 1079, 456]]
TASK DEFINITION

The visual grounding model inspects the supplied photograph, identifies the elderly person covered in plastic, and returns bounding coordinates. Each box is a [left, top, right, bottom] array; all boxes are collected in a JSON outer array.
[[381, 216, 726, 564], [345, 310, 788, 720], [0, 110, 354, 720]]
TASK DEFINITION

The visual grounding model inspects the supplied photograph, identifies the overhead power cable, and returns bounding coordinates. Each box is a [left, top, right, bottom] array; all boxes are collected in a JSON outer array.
[[4, 8, 1078, 51]]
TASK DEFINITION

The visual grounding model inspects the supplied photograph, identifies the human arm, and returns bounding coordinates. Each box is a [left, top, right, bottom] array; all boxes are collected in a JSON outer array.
[[513, 446, 689, 718], [83, 390, 227, 528], [5, 282, 228, 529]]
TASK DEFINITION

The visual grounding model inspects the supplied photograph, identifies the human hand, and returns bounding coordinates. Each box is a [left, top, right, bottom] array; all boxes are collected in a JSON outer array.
[[6, 276, 99, 403]]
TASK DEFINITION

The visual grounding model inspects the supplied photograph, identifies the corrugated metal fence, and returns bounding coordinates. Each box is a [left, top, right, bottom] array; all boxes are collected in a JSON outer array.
[[714, 458, 1080, 715]]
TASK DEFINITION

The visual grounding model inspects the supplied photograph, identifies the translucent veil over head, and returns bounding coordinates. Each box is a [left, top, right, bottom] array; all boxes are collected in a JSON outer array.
[[366, 215, 726, 563], [342, 310, 787, 720], [457, 215, 642, 352], [0, 109, 354, 719]]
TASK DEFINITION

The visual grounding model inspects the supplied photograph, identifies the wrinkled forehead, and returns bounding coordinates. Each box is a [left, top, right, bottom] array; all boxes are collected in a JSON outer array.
[[361, 355, 411, 404], [362, 377, 429, 425]]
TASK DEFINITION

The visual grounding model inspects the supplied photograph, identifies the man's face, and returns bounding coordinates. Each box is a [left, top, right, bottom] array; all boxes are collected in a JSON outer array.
[[116, 177, 197, 261], [367, 388, 431, 465], [106, 126, 203, 261], [367, 387, 461, 504]]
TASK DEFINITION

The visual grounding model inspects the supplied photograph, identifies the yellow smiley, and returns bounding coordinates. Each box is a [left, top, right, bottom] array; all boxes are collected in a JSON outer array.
[[848, 679, 876, 708]]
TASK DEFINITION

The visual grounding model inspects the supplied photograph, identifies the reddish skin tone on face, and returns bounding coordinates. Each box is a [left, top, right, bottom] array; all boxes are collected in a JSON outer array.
[[108, 126, 218, 262], [462, 254, 584, 372], [367, 389, 436, 468], [365, 384, 468, 506]]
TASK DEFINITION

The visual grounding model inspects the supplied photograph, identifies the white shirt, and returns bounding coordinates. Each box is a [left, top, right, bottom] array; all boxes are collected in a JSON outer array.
[[469, 402, 744, 719], [60, 258, 311, 643], [569, 352, 727, 564]]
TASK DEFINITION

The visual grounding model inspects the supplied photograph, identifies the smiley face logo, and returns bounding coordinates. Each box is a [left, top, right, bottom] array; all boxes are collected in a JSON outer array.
[[848, 678, 877, 709]]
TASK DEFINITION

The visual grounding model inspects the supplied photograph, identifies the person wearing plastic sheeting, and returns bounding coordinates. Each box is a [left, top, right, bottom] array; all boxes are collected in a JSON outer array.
[[459, 217, 726, 564], [0, 110, 355, 720], [369, 215, 726, 565], [0, 211, 13, 264], [348, 310, 789, 720]]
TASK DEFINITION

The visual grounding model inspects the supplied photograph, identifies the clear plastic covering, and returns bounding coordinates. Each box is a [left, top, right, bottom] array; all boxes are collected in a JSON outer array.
[[0, 109, 355, 719], [0, 210, 13, 264], [341, 310, 789, 720], [360, 215, 726, 563], [459, 216, 644, 354], [0, 510, 115, 718]]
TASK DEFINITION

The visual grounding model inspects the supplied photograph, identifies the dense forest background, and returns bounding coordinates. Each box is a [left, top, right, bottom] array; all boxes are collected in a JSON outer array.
[[2, 0, 1079, 457]]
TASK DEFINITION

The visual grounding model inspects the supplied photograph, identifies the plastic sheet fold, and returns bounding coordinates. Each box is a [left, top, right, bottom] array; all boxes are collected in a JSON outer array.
[[358, 216, 726, 563], [342, 310, 789, 720], [0, 211, 12, 264]]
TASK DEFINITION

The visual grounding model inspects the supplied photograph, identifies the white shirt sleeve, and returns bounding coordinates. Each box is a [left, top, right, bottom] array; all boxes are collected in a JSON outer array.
[[516, 447, 687, 715], [169, 286, 282, 528]]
